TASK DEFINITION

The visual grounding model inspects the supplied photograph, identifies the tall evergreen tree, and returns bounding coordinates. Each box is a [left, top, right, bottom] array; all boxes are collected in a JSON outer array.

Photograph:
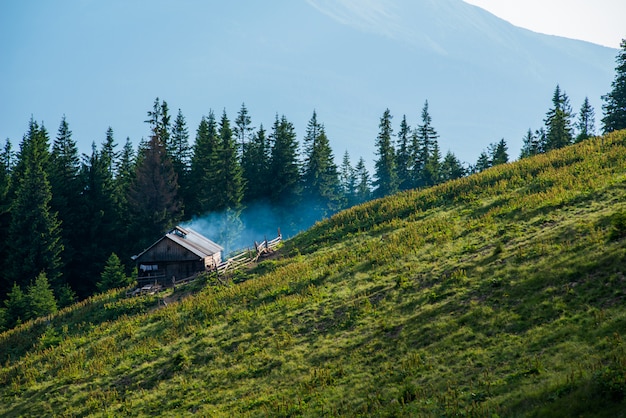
[[490, 138, 509, 166], [49, 116, 83, 295], [412, 101, 439, 188], [474, 151, 491, 173], [353, 157, 372, 204], [301, 111, 341, 218], [440, 151, 466, 182], [544, 85, 574, 151], [423, 139, 442, 186], [520, 128, 542, 159], [10, 119, 51, 199], [576, 97, 596, 142], [100, 127, 119, 176], [214, 110, 244, 212], [112, 137, 136, 268], [0, 139, 14, 285], [170, 109, 192, 213], [74, 141, 120, 296], [189, 112, 220, 217], [128, 104, 182, 253], [373, 109, 398, 198], [339, 150, 356, 208], [396, 115, 412, 191], [241, 124, 270, 203], [234, 103, 254, 151], [602, 39, 626, 133], [269, 115, 301, 228], [6, 131, 63, 291]]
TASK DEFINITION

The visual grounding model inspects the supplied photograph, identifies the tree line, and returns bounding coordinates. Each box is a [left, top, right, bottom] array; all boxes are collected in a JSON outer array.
[[0, 40, 625, 330]]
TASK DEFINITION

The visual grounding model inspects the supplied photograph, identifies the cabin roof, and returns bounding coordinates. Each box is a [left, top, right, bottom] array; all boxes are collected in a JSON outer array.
[[134, 226, 223, 261]]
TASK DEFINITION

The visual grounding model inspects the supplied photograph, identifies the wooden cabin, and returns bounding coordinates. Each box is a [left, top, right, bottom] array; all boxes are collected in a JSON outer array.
[[133, 226, 223, 286]]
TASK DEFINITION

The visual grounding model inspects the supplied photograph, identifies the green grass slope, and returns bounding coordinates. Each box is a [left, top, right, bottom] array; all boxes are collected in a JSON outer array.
[[1, 132, 626, 417]]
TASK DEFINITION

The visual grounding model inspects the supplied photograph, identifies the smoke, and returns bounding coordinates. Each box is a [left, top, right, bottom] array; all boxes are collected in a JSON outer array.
[[183, 199, 334, 257]]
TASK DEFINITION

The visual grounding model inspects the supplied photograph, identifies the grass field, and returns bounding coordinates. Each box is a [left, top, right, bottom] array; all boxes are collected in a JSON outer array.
[[1, 131, 625, 417]]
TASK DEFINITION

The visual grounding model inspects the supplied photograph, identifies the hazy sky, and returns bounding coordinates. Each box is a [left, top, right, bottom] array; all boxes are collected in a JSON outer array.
[[463, 0, 626, 48]]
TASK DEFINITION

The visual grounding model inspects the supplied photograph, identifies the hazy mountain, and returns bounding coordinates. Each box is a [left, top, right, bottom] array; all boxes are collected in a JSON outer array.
[[2, 0, 616, 167]]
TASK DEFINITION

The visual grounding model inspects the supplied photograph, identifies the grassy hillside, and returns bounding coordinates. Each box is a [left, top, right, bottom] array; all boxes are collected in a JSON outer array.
[[1, 132, 626, 417]]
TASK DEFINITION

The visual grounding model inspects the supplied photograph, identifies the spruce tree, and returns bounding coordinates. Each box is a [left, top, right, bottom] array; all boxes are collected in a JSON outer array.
[[189, 112, 220, 217], [97, 253, 132, 293], [440, 151, 466, 182], [4, 283, 27, 329], [6, 127, 63, 291], [339, 150, 356, 208], [373, 109, 398, 198], [602, 39, 626, 133], [520, 128, 541, 159], [490, 139, 509, 166], [474, 151, 491, 173], [215, 109, 244, 212], [423, 140, 442, 186], [269, 115, 301, 228], [234, 103, 254, 151], [396, 115, 412, 191], [241, 125, 270, 203], [27, 272, 58, 319], [170, 109, 192, 213], [75, 142, 120, 296], [0, 139, 14, 286], [354, 157, 372, 204], [544, 85, 574, 151], [302, 111, 341, 218], [49, 116, 83, 294], [412, 101, 439, 188], [576, 97, 596, 142], [128, 104, 182, 252]]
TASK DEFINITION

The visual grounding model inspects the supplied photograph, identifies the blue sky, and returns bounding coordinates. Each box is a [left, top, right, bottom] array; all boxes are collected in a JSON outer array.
[[1, 0, 623, 165]]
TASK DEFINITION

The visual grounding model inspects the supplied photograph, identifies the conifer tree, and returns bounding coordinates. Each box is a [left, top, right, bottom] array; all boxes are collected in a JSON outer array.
[[112, 138, 136, 270], [4, 283, 27, 329], [75, 142, 120, 296], [412, 101, 439, 188], [602, 39, 626, 133], [423, 140, 442, 186], [189, 112, 220, 217], [234, 103, 254, 151], [97, 253, 132, 293], [490, 139, 509, 166], [269, 115, 301, 228], [0, 140, 14, 284], [339, 150, 356, 208], [373, 109, 398, 198], [520, 128, 541, 159], [544, 85, 574, 151], [10, 119, 51, 198], [440, 151, 466, 182], [354, 157, 372, 204], [27, 272, 58, 319], [474, 151, 491, 173], [6, 124, 63, 291], [49, 117, 83, 293], [302, 111, 341, 218], [215, 110, 244, 213], [100, 127, 119, 176], [576, 97, 596, 142], [396, 115, 412, 191], [170, 109, 192, 212], [241, 125, 270, 203], [128, 104, 182, 253]]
